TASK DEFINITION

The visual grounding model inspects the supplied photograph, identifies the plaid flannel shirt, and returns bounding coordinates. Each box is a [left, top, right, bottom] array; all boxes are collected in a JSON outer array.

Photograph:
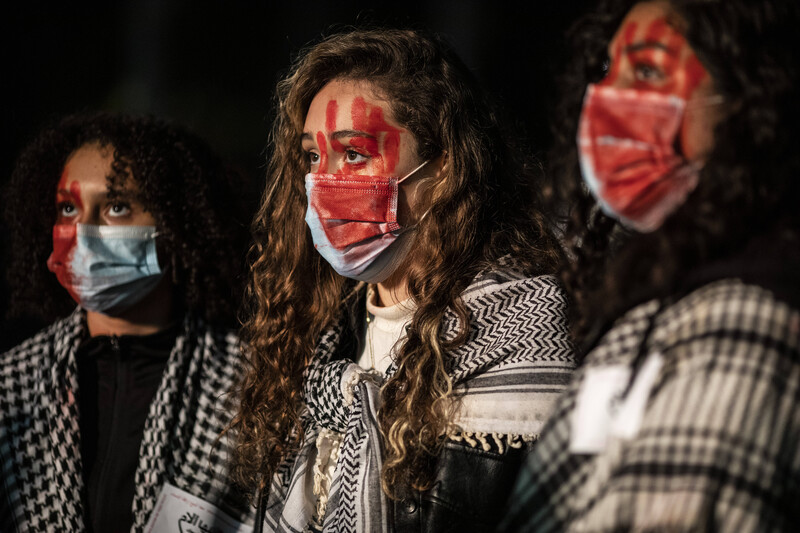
[[501, 279, 800, 532]]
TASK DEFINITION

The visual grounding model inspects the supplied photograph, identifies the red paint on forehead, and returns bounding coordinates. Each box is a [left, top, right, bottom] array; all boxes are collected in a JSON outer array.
[[69, 181, 83, 209], [621, 19, 640, 46], [326, 99, 346, 157], [643, 18, 678, 50], [56, 165, 85, 213], [326, 100, 338, 132], [316, 131, 330, 174], [602, 21, 638, 86], [350, 97, 402, 174]]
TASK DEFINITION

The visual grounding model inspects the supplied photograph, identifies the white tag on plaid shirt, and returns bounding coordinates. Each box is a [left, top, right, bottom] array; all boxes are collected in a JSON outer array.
[[570, 365, 631, 454], [611, 351, 664, 440], [144, 482, 253, 533]]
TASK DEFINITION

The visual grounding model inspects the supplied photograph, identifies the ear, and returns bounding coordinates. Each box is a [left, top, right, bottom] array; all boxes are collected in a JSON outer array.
[[430, 150, 449, 180]]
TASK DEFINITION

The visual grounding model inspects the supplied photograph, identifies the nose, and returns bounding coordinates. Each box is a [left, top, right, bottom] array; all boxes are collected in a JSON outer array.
[[68, 203, 103, 226]]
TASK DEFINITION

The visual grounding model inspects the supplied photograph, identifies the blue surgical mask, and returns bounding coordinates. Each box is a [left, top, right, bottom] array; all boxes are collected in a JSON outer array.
[[47, 223, 164, 315]]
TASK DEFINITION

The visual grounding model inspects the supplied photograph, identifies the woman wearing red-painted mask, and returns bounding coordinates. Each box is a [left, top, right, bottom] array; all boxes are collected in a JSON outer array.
[[501, 1, 800, 531], [229, 29, 576, 532], [1, 113, 254, 531]]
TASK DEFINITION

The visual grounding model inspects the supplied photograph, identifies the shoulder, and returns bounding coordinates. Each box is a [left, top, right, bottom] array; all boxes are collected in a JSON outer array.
[[590, 278, 799, 367], [462, 269, 566, 306], [183, 318, 246, 382], [458, 269, 569, 338], [448, 270, 575, 437], [1, 312, 82, 373], [451, 269, 572, 366], [656, 279, 800, 360]]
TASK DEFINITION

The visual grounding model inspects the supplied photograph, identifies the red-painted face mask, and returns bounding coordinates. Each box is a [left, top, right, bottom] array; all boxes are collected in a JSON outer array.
[[577, 83, 701, 232], [304, 160, 429, 283]]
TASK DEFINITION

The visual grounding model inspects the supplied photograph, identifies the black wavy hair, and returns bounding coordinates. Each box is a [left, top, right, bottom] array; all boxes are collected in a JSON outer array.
[[4, 111, 253, 326], [553, 0, 800, 339]]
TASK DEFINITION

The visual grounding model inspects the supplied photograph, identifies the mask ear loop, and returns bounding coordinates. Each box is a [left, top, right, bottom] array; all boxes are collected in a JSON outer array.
[[394, 159, 436, 235], [396, 153, 449, 232], [686, 94, 725, 110], [396, 159, 431, 184]]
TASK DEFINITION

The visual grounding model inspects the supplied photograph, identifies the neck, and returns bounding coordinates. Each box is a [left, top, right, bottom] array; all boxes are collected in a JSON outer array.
[[86, 277, 177, 337], [375, 270, 409, 307]]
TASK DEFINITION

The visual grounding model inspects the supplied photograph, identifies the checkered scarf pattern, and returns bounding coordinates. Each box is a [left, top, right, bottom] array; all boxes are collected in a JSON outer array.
[[0, 308, 252, 531], [263, 270, 576, 532], [501, 279, 800, 532]]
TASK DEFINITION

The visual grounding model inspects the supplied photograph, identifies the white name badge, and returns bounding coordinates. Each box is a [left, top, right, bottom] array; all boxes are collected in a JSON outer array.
[[144, 482, 253, 533], [611, 352, 663, 440], [569, 365, 630, 454], [569, 353, 664, 454]]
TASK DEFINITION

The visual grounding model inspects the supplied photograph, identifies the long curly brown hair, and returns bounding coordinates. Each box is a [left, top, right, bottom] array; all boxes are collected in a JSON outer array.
[[229, 28, 563, 497]]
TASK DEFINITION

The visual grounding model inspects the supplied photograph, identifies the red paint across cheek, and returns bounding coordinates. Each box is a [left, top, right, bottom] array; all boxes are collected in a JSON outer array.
[[350, 97, 402, 174], [602, 22, 638, 87], [47, 224, 80, 303], [682, 53, 709, 99]]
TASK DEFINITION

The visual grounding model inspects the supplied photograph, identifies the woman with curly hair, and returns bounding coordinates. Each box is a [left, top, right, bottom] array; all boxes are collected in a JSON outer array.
[[501, 0, 800, 531], [1, 112, 254, 531], [229, 28, 576, 532]]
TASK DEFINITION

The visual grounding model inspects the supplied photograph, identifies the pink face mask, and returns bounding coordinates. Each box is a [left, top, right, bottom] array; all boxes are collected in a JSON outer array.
[[304, 160, 429, 283], [577, 83, 701, 232]]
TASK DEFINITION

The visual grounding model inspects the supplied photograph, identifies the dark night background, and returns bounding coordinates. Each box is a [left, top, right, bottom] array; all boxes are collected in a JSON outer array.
[[1, 1, 594, 351]]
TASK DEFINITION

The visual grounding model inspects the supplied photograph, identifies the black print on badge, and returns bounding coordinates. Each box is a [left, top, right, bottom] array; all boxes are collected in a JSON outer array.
[[178, 511, 223, 533]]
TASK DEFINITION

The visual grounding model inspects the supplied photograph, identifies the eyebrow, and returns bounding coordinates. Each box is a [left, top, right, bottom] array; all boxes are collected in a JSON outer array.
[[331, 130, 375, 140], [301, 129, 377, 143], [624, 42, 676, 55]]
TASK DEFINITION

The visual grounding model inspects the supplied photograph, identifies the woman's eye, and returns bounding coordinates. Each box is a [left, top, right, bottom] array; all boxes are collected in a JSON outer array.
[[108, 203, 131, 217], [345, 150, 368, 164], [307, 152, 320, 165], [634, 63, 664, 82], [58, 202, 77, 217]]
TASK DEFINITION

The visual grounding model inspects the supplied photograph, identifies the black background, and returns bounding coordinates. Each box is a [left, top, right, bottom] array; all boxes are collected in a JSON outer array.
[[1, 0, 594, 350]]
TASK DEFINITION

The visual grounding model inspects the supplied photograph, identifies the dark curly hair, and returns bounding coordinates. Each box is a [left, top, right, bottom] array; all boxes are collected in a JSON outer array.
[[230, 28, 564, 497], [553, 0, 800, 341], [3, 111, 252, 327]]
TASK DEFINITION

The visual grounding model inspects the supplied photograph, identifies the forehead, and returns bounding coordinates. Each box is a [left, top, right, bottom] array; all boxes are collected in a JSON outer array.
[[612, 1, 684, 46], [60, 143, 139, 193], [304, 79, 394, 128], [62, 144, 113, 184]]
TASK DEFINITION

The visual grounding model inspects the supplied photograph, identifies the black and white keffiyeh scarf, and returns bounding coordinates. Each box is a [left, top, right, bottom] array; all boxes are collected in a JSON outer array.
[[0, 308, 251, 531], [262, 270, 576, 533]]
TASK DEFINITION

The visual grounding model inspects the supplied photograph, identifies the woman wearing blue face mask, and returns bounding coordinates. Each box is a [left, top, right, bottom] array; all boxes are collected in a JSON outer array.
[[1, 112, 254, 531], [228, 29, 577, 533]]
